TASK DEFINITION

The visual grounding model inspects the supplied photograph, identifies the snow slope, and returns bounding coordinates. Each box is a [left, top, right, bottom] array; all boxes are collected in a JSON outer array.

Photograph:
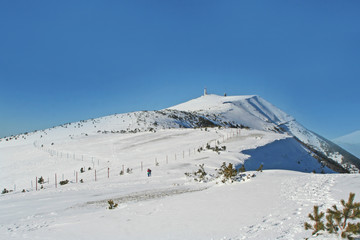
[[333, 130, 360, 159], [1, 93, 359, 239], [170, 94, 360, 172], [1, 127, 359, 240]]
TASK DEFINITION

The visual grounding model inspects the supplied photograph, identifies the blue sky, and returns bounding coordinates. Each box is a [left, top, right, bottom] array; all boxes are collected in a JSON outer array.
[[0, 0, 359, 139]]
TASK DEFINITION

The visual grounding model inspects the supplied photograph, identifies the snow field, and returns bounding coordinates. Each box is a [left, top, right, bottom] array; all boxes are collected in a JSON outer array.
[[1, 128, 244, 192], [1, 91, 359, 240], [1, 127, 359, 239]]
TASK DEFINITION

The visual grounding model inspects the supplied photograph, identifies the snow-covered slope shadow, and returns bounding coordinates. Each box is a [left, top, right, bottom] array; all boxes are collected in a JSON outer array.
[[242, 137, 335, 173]]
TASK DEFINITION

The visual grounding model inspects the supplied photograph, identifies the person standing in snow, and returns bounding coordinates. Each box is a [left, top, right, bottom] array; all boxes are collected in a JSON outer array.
[[147, 168, 151, 177]]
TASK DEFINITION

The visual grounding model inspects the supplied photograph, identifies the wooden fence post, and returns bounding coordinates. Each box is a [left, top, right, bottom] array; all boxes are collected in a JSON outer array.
[[36, 177, 38, 191], [95, 170, 97, 181], [108, 168, 110, 178], [55, 173, 57, 188]]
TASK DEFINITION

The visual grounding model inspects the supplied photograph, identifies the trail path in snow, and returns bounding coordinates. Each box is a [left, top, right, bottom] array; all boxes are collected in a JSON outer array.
[[237, 172, 337, 240]]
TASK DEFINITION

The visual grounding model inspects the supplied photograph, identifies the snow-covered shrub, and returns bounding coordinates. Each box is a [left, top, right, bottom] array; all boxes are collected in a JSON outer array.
[[120, 170, 124, 175], [38, 176, 44, 184], [305, 192, 360, 239], [80, 167, 85, 173], [256, 164, 263, 172], [2, 188, 9, 194], [59, 180, 69, 185], [108, 200, 118, 209], [217, 162, 238, 183], [238, 164, 246, 173], [126, 168, 132, 174], [185, 164, 208, 182]]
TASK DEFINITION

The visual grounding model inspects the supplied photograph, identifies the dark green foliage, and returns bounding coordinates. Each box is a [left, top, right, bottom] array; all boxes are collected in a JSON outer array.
[[185, 164, 208, 182], [2, 188, 9, 194], [80, 179, 84, 183], [194, 164, 207, 182], [325, 192, 360, 239], [238, 165, 246, 173], [217, 162, 238, 183], [108, 200, 118, 209], [256, 164, 263, 172], [304, 205, 325, 236], [80, 167, 85, 173], [38, 176, 44, 184], [59, 180, 69, 185], [126, 168, 133, 174], [203, 143, 227, 154], [305, 193, 360, 239]]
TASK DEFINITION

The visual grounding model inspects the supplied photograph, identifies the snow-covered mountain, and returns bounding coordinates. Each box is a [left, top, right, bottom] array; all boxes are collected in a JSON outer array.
[[333, 130, 360, 159], [169, 94, 360, 173], [1, 93, 360, 240], [1, 94, 359, 173]]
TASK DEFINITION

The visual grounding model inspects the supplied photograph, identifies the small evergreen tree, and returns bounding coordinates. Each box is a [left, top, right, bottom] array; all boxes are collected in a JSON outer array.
[[256, 164, 263, 172], [194, 164, 207, 182], [305, 193, 360, 239], [217, 162, 238, 183], [59, 180, 69, 185], [326, 192, 360, 239], [239, 165, 246, 173], [304, 205, 325, 236], [108, 200, 118, 209], [38, 176, 44, 184], [184, 164, 208, 182]]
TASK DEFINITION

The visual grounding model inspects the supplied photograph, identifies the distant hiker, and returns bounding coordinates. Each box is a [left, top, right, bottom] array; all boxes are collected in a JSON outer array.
[[147, 168, 152, 177]]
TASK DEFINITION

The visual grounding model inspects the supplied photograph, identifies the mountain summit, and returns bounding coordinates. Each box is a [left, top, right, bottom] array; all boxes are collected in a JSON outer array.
[[169, 94, 360, 172], [169, 94, 293, 131], [1, 94, 359, 173]]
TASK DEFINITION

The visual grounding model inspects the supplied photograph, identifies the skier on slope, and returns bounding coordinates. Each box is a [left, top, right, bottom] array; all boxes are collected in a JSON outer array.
[[147, 168, 152, 177]]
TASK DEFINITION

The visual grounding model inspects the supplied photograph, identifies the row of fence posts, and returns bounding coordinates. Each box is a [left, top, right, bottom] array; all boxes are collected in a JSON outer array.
[[25, 129, 241, 192]]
